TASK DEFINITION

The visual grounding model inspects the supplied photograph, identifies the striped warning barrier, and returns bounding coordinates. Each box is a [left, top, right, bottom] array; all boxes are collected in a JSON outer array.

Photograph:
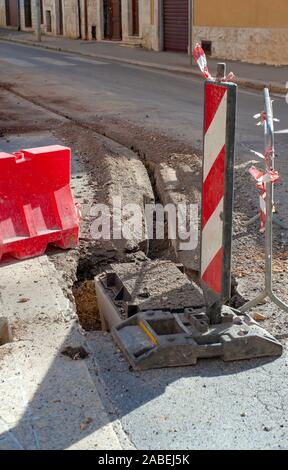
[[200, 81, 237, 303], [0, 145, 80, 262]]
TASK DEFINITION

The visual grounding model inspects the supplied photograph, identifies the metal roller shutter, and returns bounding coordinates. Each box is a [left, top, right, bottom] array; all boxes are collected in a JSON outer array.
[[163, 0, 189, 53]]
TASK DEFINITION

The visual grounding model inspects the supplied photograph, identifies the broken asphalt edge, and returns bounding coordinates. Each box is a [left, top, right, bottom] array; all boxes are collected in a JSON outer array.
[[0, 35, 286, 96]]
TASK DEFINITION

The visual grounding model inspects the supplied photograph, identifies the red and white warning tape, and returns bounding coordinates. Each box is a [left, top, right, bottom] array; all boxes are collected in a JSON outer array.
[[193, 44, 235, 82], [249, 166, 279, 233], [193, 43, 212, 80], [249, 112, 280, 232]]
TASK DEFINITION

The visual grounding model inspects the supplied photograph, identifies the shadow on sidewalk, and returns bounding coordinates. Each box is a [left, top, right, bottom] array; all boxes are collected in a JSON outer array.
[[0, 307, 281, 450]]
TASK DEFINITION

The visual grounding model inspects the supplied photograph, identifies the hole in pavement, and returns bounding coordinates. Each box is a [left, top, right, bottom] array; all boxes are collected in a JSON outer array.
[[73, 258, 103, 331], [73, 279, 102, 331]]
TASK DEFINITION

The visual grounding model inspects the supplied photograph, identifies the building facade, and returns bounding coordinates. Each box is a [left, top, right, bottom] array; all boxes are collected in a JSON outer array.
[[82, 0, 161, 48], [0, 1, 90, 37], [193, 0, 288, 65], [1, 1, 288, 65], [0, 1, 161, 45]]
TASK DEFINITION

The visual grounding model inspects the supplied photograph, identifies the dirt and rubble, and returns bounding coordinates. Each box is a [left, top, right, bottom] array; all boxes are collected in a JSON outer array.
[[0, 84, 288, 346], [103, 260, 205, 313]]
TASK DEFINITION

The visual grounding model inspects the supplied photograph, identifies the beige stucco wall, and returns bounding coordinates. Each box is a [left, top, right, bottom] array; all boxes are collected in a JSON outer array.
[[193, 0, 288, 64], [194, 0, 288, 28]]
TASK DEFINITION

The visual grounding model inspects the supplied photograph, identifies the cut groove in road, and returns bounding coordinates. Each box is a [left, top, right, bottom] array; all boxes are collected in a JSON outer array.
[[0, 84, 176, 333], [0, 82, 203, 278]]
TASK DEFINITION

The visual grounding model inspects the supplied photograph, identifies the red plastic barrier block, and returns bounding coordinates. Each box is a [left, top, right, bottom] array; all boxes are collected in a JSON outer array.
[[0, 145, 80, 262]]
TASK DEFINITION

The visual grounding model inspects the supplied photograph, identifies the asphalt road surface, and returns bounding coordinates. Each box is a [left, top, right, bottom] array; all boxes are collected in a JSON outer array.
[[0, 40, 287, 162]]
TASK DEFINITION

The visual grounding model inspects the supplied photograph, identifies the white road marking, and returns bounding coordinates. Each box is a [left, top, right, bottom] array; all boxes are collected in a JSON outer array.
[[32, 56, 75, 66], [0, 58, 34, 67], [68, 56, 109, 65]]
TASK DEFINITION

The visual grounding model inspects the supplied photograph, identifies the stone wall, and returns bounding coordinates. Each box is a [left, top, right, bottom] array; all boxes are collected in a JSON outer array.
[[0, 1, 6, 27], [122, 0, 160, 50], [90, 0, 160, 50], [84, 0, 98, 40], [43, 0, 56, 34], [62, 0, 79, 37], [193, 0, 288, 65], [42, 0, 79, 37], [192, 26, 288, 66], [0, 1, 161, 50]]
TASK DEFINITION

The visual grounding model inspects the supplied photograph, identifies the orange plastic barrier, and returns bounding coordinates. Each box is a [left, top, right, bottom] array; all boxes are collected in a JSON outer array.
[[0, 145, 80, 262]]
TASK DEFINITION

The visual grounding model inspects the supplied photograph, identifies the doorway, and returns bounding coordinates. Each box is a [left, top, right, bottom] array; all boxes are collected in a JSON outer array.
[[24, 0, 32, 28], [46, 10, 52, 32], [55, 0, 63, 35], [163, 0, 188, 52], [103, 0, 122, 41], [77, 0, 82, 38], [131, 0, 139, 36], [5, 0, 19, 27]]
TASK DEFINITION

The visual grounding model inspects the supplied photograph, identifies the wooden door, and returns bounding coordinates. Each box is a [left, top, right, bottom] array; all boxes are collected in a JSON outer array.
[[132, 0, 139, 36], [10, 0, 19, 27], [110, 0, 122, 41], [24, 0, 32, 28], [55, 0, 63, 35], [5, 0, 11, 26], [40, 0, 44, 24], [5, 0, 19, 27]]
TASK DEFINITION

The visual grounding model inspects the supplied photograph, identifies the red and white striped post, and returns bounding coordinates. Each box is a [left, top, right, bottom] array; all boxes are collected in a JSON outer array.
[[200, 79, 237, 310]]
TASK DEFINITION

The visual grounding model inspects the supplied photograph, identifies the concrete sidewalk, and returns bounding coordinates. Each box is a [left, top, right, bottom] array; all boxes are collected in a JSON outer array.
[[0, 28, 287, 95], [0, 256, 127, 450]]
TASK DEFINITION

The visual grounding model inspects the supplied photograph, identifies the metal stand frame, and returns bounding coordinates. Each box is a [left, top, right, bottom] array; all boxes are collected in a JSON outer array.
[[240, 88, 288, 314]]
